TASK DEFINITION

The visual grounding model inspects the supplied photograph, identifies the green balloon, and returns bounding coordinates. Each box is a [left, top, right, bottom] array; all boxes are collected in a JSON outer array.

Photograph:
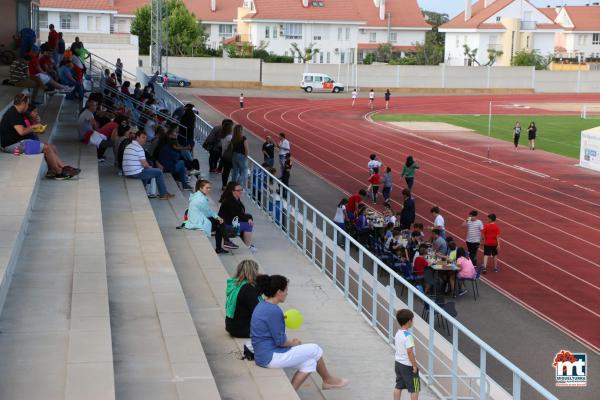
[[284, 308, 304, 330]]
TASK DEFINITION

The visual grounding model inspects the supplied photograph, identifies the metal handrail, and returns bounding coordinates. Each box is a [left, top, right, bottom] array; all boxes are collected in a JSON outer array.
[[87, 52, 137, 82], [144, 69, 559, 400]]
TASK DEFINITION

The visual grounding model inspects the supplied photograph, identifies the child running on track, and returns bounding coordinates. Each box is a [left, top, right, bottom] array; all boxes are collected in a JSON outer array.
[[239, 93, 244, 109], [368, 167, 381, 204], [527, 121, 537, 150], [352, 89, 357, 107], [369, 89, 375, 109], [385, 89, 391, 109], [367, 153, 382, 175]]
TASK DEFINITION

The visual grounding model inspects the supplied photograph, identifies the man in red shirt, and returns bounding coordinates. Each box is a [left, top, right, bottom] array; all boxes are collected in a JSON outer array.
[[345, 189, 367, 221], [47, 24, 59, 52], [482, 213, 501, 273]]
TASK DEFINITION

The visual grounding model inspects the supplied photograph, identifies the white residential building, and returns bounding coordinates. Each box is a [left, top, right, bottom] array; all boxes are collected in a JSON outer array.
[[553, 4, 600, 59], [236, 0, 431, 63], [440, 0, 561, 67]]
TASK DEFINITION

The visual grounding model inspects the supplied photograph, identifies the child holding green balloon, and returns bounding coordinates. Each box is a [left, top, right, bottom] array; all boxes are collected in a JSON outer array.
[[250, 274, 349, 391]]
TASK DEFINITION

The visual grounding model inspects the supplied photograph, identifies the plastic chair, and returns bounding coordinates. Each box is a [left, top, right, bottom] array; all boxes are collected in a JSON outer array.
[[459, 266, 481, 300]]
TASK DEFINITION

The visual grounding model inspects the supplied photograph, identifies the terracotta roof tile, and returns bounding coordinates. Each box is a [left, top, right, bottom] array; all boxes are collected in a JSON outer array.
[[247, 0, 362, 22], [440, 0, 513, 29], [41, 0, 117, 10], [352, 0, 430, 28], [114, 0, 242, 20], [562, 5, 600, 31], [537, 7, 557, 21]]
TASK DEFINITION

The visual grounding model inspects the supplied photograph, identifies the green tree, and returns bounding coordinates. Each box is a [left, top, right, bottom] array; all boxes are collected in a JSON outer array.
[[511, 49, 551, 70], [131, 5, 151, 55], [463, 44, 503, 66], [402, 10, 448, 65], [290, 43, 320, 63], [131, 0, 206, 57]]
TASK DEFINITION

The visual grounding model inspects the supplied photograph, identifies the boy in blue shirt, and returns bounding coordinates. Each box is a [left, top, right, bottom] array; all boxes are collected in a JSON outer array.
[[394, 309, 420, 400]]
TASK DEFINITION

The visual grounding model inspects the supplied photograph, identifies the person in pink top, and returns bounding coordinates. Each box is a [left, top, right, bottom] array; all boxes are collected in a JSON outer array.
[[455, 247, 476, 297]]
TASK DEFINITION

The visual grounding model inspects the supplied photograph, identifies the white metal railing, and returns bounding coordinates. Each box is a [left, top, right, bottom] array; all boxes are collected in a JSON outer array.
[[144, 69, 559, 400]]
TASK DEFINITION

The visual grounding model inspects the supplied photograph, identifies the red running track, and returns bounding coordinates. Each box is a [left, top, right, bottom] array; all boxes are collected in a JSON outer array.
[[201, 93, 600, 353]]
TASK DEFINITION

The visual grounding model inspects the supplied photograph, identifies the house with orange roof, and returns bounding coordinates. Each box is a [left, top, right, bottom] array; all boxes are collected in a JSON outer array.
[[439, 0, 561, 67], [553, 4, 600, 60], [236, 0, 430, 63]]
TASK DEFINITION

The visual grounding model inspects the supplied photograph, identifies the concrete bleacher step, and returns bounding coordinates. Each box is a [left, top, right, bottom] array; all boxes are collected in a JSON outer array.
[[98, 167, 220, 400], [149, 176, 303, 400], [0, 98, 115, 399]]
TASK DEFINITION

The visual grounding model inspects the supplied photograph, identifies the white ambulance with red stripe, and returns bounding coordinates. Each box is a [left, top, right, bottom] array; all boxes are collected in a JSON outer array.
[[301, 73, 345, 93]]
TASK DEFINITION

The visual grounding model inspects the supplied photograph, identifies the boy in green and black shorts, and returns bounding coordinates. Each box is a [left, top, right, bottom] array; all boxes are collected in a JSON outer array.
[[394, 309, 420, 400]]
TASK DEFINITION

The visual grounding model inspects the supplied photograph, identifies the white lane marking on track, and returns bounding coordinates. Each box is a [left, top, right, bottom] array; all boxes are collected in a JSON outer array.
[[511, 165, 550, 178], [202, 97, 600, 353], [574, 184, 596, 192]]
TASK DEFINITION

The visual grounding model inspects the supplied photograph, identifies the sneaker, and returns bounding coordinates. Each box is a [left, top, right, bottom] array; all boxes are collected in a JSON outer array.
[[159, 193, 176, 200], [223, 240, 239, 250], [215, 248, 229, 254], [46, 172, 57, 179], [188, 169, 201, 176], [97, 157, 106, 163], [493, 267, 499, 272], [458, 289, 468, 297], [182, 184, 193, 191], [62, 166, 81, 176], [249, 245, 257, 254], [481, 267, 487, 274], [53, 173, 72, 180], [147, 194, 158, 199]]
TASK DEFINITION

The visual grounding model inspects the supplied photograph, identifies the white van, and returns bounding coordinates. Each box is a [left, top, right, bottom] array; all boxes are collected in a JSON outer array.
[[301, 73, 345, 93]]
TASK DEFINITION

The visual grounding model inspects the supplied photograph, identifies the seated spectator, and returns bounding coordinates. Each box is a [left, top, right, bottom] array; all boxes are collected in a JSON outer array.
[[383, 222, 395, 243], [456, 247, 476, 296], [355, 205, 370, 244], [133, 82, 142, 99], [226, 260, 261, 338], [113, 123, 133, 164], [0, 94, 80, 179], [87, 92, 115, 126], [23, 104, 41, 127], [58, 59, 84, 100], [122, 130, 174, 200], [7, 57, 45, 103], [431, 229, 447, 257], [385, 228, 404, 254], [143, 112, 157, 142], [157, 137, 193, 191], [38, 45, 58, 81], [250, 274, 348, 391], [184, 179, 226, 253], [78, 100, 98, 141], [121, 81, 131, 96], [412, 244, 432, 293], [27, 46, 70, 92], [219, 182, 256, 253]]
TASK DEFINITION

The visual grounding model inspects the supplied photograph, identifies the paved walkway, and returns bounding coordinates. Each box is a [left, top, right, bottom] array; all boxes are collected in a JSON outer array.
[[159, 146, 437, 400], [0, 100, 83, 398]]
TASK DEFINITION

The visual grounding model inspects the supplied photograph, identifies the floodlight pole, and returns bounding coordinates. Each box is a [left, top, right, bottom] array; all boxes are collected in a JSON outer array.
[[151, 0, 163, 75]]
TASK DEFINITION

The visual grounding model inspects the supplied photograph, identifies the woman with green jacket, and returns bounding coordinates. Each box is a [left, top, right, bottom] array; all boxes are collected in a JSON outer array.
[[401, 156, 419, 192]]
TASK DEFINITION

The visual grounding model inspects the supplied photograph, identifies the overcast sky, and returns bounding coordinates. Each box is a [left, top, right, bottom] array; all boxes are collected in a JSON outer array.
[[417, 0, 593, 17]]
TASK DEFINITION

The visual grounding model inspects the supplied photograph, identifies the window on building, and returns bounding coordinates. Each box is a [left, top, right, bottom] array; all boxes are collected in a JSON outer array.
[[593, 33, 600, 45], [60, 13, 78, 30], [39, 11, 48, 29], [313, 34, 322, 40], [345, 27, 350, 40], [284, 23, 302, 39], [463, 35, 468, 45], [272, 26, 277, 38], [455, 35, 460, 48], [87, 16, 102, 31], [319, 52, 323, 63], [526, 35, 530, 48], [390, 32, 397, 43], [369, 32, 376, 43], [265, 26, 270, 39], [338, 27, 343, 41], [496, 16, 501, 22], [340, 52, 346, 64], [326, 51, 330, 63], [219, 24, 234, 38]]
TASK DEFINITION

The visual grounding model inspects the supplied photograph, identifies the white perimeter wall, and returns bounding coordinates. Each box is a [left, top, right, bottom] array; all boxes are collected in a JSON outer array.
[[138, 55, 600, 92]]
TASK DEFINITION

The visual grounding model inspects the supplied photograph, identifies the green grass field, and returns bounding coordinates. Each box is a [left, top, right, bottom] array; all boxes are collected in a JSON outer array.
[[372, 114, 600, 159]]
